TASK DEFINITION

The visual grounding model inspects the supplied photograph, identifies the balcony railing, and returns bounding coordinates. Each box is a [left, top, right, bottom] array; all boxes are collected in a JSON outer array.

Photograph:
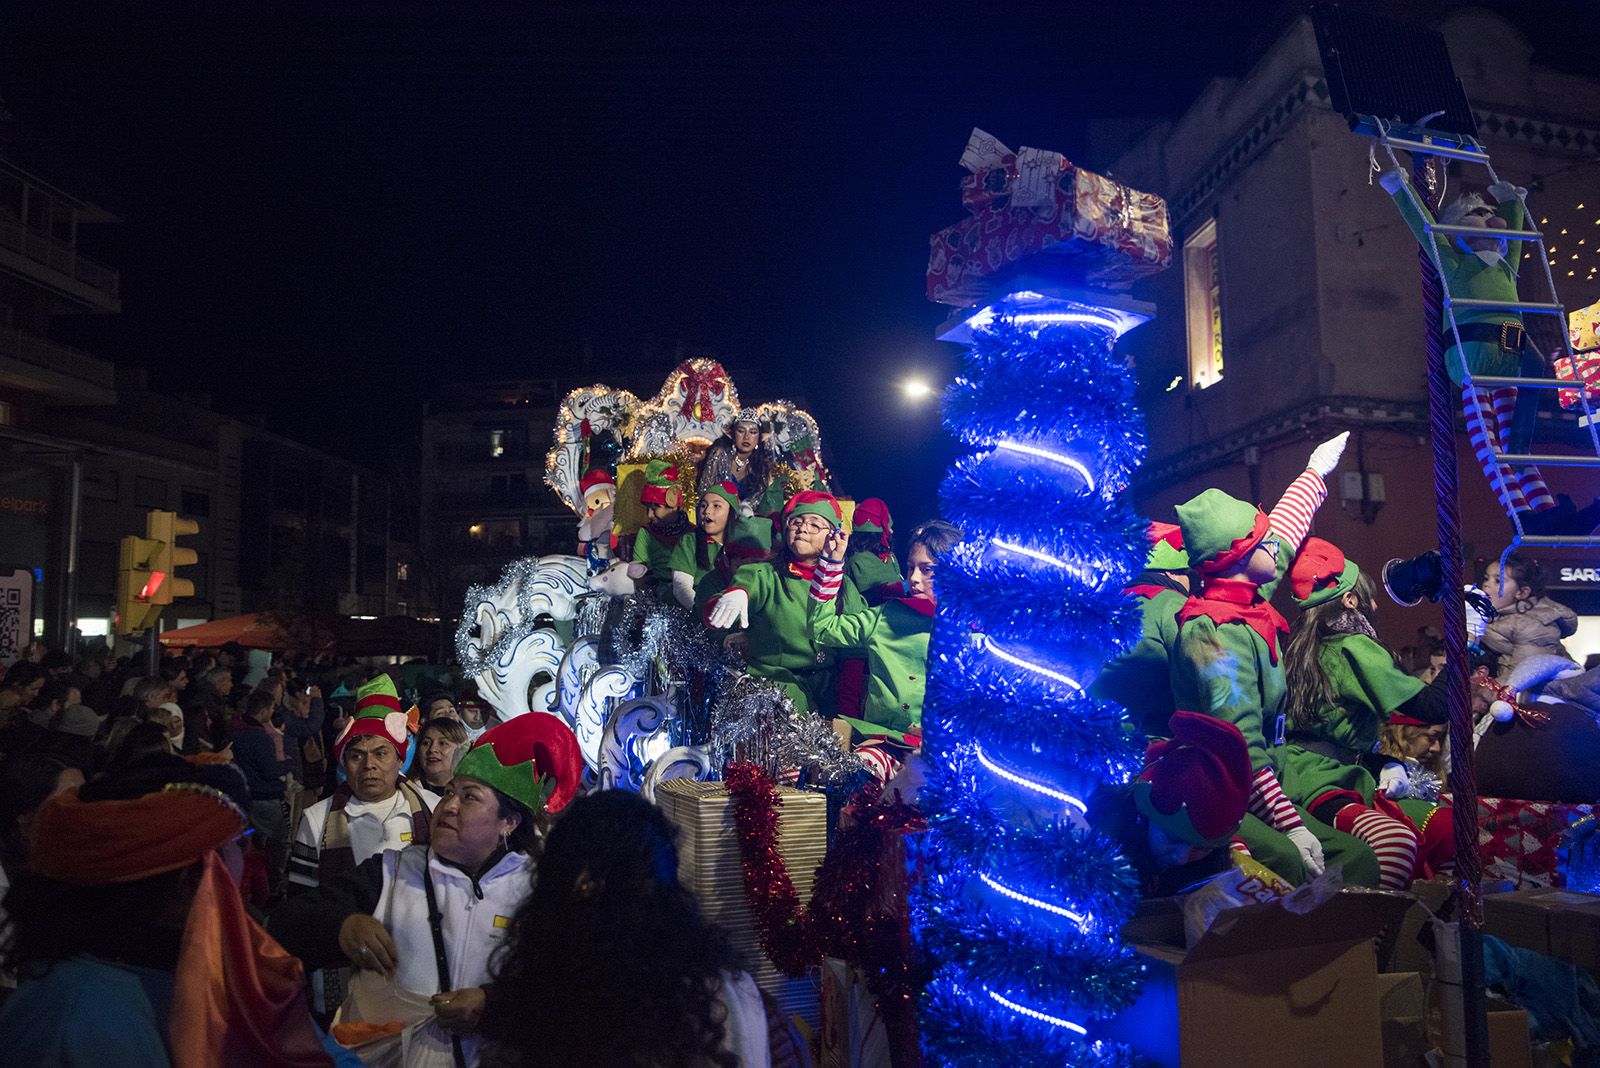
[[0, 215, 120, 302], [0, 325, 115, 390]]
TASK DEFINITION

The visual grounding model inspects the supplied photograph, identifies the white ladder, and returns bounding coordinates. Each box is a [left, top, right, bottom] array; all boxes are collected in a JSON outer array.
[[1370, 119, 1600, 555]]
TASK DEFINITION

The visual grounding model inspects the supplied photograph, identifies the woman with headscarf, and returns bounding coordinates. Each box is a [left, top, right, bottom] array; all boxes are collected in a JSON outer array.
[[0, 752, 349, 1066]]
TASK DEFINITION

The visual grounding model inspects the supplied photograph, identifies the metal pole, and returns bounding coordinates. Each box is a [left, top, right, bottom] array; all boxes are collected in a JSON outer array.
[[58, 454, 83, 652], [1413, 154, 1489, 1067]]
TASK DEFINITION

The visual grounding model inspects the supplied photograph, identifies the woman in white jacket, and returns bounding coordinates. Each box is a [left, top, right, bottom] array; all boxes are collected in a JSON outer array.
[[269, 713, 584, 1067]]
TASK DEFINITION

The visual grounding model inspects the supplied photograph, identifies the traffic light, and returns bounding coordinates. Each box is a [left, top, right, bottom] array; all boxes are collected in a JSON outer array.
[[115, 534, 164, 636], [145, 510, 200, 604]]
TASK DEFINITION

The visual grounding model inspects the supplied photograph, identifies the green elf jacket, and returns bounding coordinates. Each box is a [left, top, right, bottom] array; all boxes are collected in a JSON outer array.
[[1278, 632, 1425, 813], [668, 532, 721, 588], [808, 595, 934, 742], [1170, 554, 1289, 775], [1389, 186, 1526, 385], [633, 523, 687, 591], [846, 552, 904, 603], [1092, 583, 1186, 738], [725, 558, 838, 714]]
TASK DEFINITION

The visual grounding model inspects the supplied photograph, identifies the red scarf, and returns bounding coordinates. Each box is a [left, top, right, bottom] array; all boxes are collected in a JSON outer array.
[[1176, 577, 1289, 663], [1125, 583, 1169, 601]]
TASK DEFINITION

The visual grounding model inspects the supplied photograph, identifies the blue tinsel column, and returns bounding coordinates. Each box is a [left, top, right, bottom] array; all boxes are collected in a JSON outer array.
[[912, 295, 1149, 1067]]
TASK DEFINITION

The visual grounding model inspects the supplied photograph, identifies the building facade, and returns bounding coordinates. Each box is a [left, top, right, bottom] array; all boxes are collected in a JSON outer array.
[[1105, 9, 1600, 660]]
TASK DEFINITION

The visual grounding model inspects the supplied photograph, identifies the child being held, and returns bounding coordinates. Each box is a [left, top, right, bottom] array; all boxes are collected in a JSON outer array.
[[1481, 553, 1578, 677]]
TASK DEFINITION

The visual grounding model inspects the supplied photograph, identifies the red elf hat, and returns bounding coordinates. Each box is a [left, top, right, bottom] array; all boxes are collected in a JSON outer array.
[[1133, 711, 1254, 848]]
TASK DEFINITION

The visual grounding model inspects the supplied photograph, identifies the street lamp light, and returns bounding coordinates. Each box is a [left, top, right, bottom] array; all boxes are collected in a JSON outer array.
[[902, 377, 934, 401]]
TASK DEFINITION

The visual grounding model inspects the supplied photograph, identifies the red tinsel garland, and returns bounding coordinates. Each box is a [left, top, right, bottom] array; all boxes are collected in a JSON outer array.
[[723, 761, 927, 1003]]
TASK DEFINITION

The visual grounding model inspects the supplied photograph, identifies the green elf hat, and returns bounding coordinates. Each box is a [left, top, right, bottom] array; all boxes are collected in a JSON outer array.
[[333, 674, 411, 762], [640, 459, 680, 507], [1290, 536, 1362, 610], [1144, 521, 1189, 572], [783, 489, 843, 527], [703, 480, 741, 514], [453, 711, 583, 818], [1175, 489, 1271, 576], [1133, 711, 1254, 849]]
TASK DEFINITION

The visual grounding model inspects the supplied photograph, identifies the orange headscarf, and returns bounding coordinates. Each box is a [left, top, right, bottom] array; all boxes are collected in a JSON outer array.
[[28, 772, 331, 1067]]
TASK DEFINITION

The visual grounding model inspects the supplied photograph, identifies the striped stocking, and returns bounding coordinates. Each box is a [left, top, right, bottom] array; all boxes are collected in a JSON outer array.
[[1464, 386, 1553, 515], [854, 744, 901, 783], [1334, 803, 1419, 890], [1492, 386, 1555, 511]]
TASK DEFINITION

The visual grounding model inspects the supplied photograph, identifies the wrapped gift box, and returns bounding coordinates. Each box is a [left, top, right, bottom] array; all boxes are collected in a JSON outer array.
[[1554, 354, 1600, 412], [1474, 796, 1595, 889], [656, 778, 828, 1027], [927, 128, 1171, 306], [1568, 297, 1600, 354]]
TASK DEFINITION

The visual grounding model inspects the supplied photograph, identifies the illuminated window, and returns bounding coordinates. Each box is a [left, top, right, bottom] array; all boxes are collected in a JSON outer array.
[[488, 429, 505, 458], [1183, 218, 1223, 389]]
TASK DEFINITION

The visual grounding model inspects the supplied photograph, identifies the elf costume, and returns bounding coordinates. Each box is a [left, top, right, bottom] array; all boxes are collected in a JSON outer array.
[[632, 459, 694, 590], [1278, 538, 1453, 889], [808, 549, 932, 781], [290, 675, 437, 891], [1169, 483, 1332, 881], [845, 498, 905, 603], [1384, 173, 1556, 520], [668, 480, 740, 610], [708, 491, 846, 714], [1091, 521, 1191, 738], [1088, 712, 1270, 898]]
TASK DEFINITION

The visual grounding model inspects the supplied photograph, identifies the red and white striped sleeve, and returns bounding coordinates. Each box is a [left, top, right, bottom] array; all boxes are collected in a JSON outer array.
[[1246, 766, 1305, 832], [1266, 469, 1326, 554], [811, 555, 846, 603]]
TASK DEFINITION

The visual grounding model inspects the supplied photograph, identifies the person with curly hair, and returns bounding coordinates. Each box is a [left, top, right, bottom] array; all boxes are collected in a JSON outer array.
[[479, 790, 770, 1068]]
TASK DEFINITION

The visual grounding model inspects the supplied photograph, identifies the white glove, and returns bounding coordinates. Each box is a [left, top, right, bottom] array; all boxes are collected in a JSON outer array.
[[1307, 431, 1350, 479], [670, 570, 696, 611], [1463, 586, 1489, 641], [708, 588, 749, 630], [1378, 169, 1406, 194], [1378, 763, 1411, 799], [1486, 181, 1526, 204], [1285, 826, 1326, 878]]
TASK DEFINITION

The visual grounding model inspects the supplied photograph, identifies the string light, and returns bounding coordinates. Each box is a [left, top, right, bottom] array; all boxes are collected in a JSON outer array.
[[981, 634, 1084, 692], [974, 741, 1090, 813], [978, 871, 1090, 927], [991, 537, 1073, 569], [993, 439, 1096, 490], [983, 988, 1089, 1035]]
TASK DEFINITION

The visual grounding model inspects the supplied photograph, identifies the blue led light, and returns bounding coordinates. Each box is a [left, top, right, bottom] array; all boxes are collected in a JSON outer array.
[[978, 870, 1090, 928], [974, 741, 1088, 815], [993, 439, 1097, 491], [981, 634, 1083, 692], [984, 987, 1089, 1035]]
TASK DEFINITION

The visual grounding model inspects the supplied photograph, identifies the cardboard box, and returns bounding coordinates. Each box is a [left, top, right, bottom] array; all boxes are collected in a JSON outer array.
[[1111, 889, 1414, 1066], [656, 779, 828, 1027], [1483, 888, 1600, 972]]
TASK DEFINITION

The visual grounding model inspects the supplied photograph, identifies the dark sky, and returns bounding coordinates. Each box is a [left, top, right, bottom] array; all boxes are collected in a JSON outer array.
[[3, 1, 1592, 525]]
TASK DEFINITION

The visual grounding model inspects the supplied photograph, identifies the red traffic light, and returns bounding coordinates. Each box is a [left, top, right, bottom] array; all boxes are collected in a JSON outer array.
[[138, 571, 166, 601]]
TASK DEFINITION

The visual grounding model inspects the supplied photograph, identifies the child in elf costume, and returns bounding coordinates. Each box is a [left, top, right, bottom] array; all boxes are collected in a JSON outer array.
[[843, 498, 905, 604], [1089, 712, 1277, 898], [1092, 520, 1192, 740], [707, 490, 849, 715], [668, 480, 741, 610], [1168, 438, 1353, 883], [809, 519, 962, 782], [1381, 170, 1596, 534], [1279, 538, 1454, 888], [631, 459, 694, 592]]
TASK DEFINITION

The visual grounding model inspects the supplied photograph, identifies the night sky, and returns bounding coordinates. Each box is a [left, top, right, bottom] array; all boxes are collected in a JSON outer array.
[[3, 1, 1593, 526]]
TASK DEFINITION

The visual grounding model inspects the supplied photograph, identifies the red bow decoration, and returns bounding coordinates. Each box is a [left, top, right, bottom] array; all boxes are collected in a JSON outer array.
[[1472, 675, 1552, 729], [676, 363, 726, 422]]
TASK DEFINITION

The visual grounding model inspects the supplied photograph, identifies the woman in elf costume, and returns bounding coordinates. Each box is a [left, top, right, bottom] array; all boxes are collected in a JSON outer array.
[[808, 519, 961, 781], [269, 713, 584, 1067], [667, 480, 741, 611], [1279, 538, 1454, 890], [707, 490, 849, 715], [631, 459, 694, 591]]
